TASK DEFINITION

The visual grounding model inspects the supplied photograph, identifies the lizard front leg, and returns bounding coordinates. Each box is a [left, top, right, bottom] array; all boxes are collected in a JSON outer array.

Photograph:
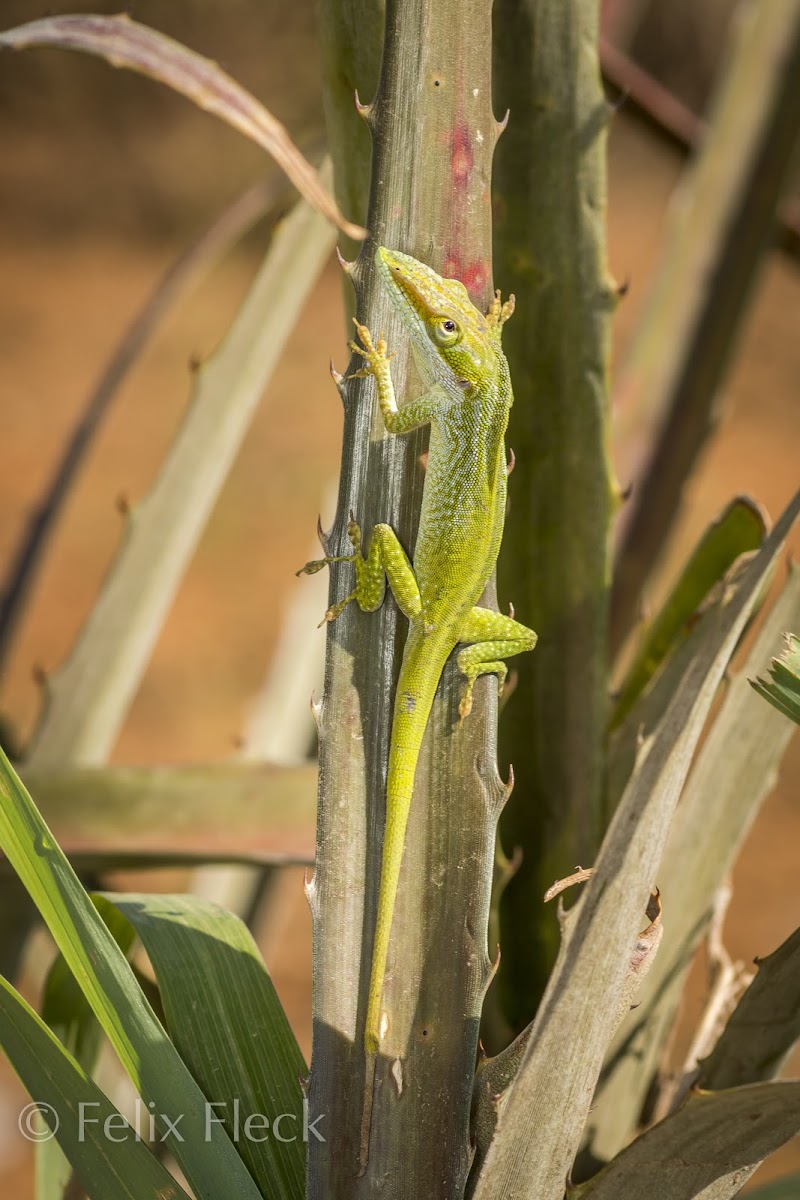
[[455, 606, 538, 724], [297, 518, 422, 625], [350, 319, 443, 434]]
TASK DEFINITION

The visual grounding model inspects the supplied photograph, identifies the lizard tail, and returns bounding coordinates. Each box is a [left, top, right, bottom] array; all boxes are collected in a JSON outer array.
[[364, 628, 448, 1054], [359, 628, 452, 1171]]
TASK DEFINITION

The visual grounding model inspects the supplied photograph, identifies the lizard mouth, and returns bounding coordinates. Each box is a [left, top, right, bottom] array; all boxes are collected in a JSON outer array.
[[376, 247, 441, 329]]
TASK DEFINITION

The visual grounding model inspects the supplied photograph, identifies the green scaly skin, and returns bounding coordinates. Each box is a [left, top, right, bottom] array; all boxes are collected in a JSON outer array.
[[298, 248, 537, 1168]]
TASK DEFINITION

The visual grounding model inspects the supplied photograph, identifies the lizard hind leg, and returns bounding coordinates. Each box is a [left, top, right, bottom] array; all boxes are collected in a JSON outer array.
[[298, 520, 422, 627], [458, 660, 508, 726], [295, 520, 365, 625], [456, 606, 537, 724]]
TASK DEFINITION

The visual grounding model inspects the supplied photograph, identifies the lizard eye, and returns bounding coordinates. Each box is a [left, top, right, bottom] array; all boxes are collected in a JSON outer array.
[[432, 317, 461, 346]]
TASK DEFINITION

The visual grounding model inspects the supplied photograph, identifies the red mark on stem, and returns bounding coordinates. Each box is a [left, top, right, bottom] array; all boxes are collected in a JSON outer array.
[[451, 122, 473, 187]]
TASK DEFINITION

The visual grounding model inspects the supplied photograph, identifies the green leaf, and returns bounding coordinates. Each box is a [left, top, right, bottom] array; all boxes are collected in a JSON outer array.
[[0, 975, 190, 1200], [574, 1083, 800, 1200], [0, 746, 262, 1200], [42, 903, 136, 1069], [611, 496, 766, 728], [750, 633, 800, 724], [97, 892, 307, 1200], [36, 935, 121, 1200]]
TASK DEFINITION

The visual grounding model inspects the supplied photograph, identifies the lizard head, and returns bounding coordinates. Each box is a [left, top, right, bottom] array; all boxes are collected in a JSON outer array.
[[376, 247, 500, 392]]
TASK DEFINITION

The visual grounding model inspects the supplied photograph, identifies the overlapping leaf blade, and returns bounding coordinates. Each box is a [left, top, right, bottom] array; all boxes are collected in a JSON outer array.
[[0, 976, 191, 1200], [98, 893, 307, 1200], [590, 564, 800, 1159], [0, 747, 262, 1200], [470, 492, 800, 1200]]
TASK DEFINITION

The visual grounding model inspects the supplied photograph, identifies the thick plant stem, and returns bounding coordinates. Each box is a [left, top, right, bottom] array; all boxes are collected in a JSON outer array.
[[492, 0, 615, 1031], [309, 1, 505, 1195]]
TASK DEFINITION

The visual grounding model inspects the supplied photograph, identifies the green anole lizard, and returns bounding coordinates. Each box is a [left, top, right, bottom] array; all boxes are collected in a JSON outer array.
[[298, 247, 537, 1169]]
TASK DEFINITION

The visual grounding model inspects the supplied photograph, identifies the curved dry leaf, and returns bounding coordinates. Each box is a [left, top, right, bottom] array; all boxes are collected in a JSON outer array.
[[0, 13, 366, 240]]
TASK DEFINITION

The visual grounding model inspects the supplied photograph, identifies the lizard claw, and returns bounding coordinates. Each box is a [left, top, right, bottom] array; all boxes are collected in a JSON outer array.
[[352, 317, 376, 353]]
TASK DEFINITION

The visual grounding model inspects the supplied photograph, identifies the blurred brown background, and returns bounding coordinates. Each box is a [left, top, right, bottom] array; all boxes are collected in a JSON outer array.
[[0, 0, 798, 1192]]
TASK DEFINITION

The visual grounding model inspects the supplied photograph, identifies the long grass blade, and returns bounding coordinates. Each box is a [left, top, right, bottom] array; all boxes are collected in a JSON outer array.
[[19, 762, 316, 864]]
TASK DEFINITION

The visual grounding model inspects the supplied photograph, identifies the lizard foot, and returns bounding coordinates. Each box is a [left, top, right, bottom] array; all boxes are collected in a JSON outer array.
[[296, 517, 362, 586], [348, 319, 394, 379], [295, 552, 357, 578], [458, 663, 509, 726], [486, 289, 515, 331], [320, 588, 358, 627]]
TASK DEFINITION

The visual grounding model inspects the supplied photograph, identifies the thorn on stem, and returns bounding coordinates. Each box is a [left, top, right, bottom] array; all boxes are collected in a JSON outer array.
[[310, 693, 323, 733], [354, 89, 373, 124]]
